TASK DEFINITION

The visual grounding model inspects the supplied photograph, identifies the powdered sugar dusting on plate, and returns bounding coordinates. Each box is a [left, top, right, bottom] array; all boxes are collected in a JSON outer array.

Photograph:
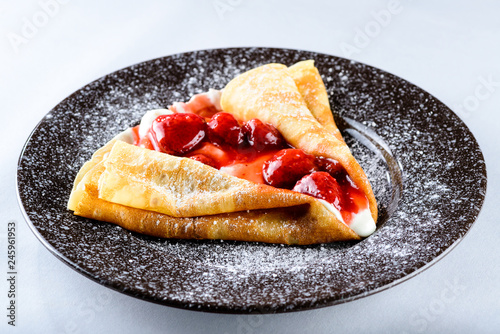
[[17, 48, 486, 313]]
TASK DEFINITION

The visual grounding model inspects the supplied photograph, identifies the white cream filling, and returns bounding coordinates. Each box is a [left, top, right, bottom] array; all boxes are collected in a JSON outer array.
[[171, 89, 222, 114], [349, 207, 376, 237], [171, 102, 187, 113], [113, 90, 221, 145], [112, 127, 134, 144], [206, 88, 223, 111], [318, 199, 345, 223], [138, 108, 173, 138], [319, 199, 376, 237], [110, 108, 173, 145]]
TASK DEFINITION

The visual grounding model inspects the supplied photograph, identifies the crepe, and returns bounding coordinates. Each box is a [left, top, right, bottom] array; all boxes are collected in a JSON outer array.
[[221, 62, 378, 223], [68, 60, 377, 245], [97, 140, 317, 217], [288, 60, 344, 142]]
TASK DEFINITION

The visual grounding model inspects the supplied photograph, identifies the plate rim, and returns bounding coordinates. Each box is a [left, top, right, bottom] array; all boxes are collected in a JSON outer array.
[[16, 46, 488, 314]]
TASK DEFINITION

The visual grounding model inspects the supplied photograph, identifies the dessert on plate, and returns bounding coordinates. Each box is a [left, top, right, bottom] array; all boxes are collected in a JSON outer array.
[[67, 60, 378, 245]]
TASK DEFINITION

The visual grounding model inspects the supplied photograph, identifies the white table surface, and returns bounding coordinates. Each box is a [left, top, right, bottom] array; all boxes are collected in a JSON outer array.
[[1, 1, 499, 333]]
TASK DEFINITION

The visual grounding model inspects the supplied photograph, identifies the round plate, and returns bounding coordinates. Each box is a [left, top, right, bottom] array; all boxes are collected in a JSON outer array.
[[17, 47, 486, 313]]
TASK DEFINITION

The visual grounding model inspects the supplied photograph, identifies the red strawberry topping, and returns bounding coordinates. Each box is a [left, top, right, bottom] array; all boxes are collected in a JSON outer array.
[[292, 172, 344, 210], [207, 112, 244, 147], [151, 113, 206, 155], [315, 156, 343, 176], [242, 119, 285, 152], [262, 149, 318, 189], [186, 154, 218, 169]]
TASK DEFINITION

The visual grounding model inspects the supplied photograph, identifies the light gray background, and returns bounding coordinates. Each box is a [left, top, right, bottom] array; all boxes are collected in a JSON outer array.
[[1, 1, 499, 333]]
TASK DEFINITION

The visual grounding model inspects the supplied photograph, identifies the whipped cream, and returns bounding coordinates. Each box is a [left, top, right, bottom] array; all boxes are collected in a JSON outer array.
[[112, 108, 173, 144], [349, 207, 377, 237], [319, 199, 376, 237], [114, 90, 221, 144], [205, 88, 223, 110], [171, 89, 223, 114], [138, 108, 173, 138], [112, 127, 134, 144]]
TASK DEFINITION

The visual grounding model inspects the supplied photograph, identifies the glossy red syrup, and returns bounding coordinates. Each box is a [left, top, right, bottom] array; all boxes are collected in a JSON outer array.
[[132, 108, 368, 224]]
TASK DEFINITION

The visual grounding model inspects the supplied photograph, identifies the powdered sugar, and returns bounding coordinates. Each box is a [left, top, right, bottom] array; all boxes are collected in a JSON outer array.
[[17, 48, 486, 313]]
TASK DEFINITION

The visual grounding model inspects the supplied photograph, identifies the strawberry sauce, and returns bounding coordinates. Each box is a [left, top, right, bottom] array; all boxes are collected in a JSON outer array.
[[131, 108, 368, 225]]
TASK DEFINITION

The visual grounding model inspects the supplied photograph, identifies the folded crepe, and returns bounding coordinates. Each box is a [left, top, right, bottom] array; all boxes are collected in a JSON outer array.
[[68, 60, 377, 245], [221, 61, 378, 224]]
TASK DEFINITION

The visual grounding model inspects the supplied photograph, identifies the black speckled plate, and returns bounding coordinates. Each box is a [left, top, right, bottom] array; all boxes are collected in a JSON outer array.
[[17, 48, 486, 313]]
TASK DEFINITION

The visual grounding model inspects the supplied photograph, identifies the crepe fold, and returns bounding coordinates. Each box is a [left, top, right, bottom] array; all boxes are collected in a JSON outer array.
[[221, 61, 378, 224], [68, 140, 359, 244], [68, 60, 377, 244]]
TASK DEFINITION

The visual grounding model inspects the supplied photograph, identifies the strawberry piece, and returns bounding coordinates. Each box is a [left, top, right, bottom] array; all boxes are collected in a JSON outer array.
[[262, 149, 318, 189], [293, 172, 344, 210], [186, 154, 218, 169], [207, 112, 244, 147], [315, 156, 344, 176], [242, 119, 285, 152], [151, 113, 206, 155]]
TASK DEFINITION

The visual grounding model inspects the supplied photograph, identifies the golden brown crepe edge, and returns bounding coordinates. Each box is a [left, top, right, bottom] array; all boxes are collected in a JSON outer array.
[[67, 139, 117, 211], [288, 60, 344, 142], [73, 158, 360, 245], [220, 62, 378, 224], [97, 140, 319, 217], [67, 60, 376, 243], [289, 60, 378, 223]]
